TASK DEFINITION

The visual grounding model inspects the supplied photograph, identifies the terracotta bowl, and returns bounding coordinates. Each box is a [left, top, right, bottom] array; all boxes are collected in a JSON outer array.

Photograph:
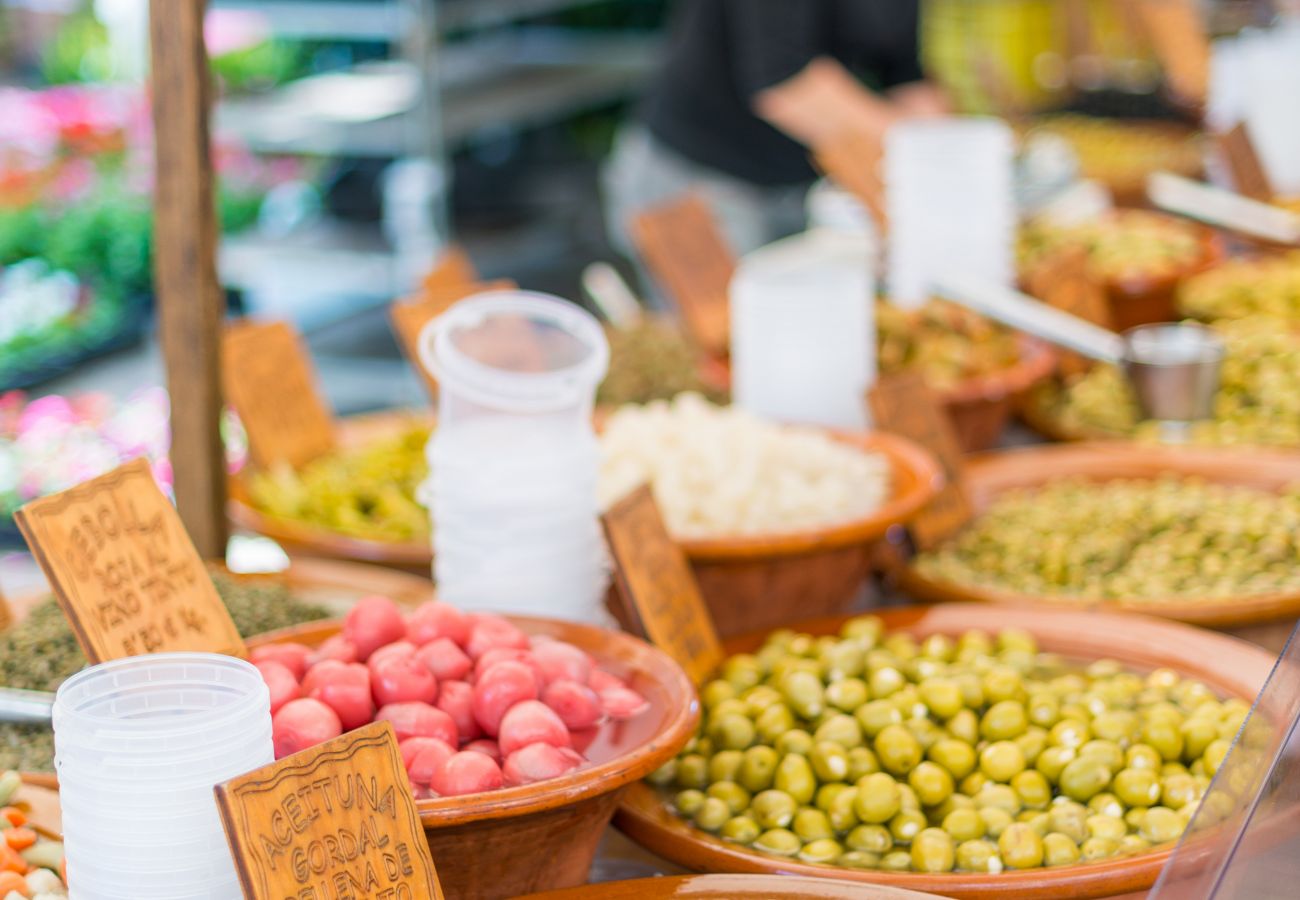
[[520, 873, 946, 899], [615, 604, 1277, 900], [897, 443, 1300, 629], [228, 410, 436, 572], [232, 410, 943, 639], [247, 616, 698, 900], [934, 337, 1057, 453], [1099, 222, 1226, 332]]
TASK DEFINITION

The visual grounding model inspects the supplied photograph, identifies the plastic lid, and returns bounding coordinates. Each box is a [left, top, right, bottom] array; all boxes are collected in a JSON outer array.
[[419, 290, 609, 414]]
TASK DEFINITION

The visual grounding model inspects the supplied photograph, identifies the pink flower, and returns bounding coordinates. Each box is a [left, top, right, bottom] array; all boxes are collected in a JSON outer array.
[[17, 395, 75, 434]]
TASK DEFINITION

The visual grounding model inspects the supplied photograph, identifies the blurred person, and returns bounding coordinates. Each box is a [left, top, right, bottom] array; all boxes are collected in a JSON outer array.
[[604, 0, 949, 256]]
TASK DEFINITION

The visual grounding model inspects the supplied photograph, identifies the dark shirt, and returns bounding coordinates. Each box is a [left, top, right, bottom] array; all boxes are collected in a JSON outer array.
[[640, 0, 925, 186]]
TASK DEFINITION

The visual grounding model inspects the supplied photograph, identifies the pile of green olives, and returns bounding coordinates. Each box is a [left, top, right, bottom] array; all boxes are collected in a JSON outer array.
[[651, 618, 1245, 874]]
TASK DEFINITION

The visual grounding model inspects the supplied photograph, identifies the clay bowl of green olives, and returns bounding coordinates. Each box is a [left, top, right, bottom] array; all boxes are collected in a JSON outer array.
[[897, 443, 1300, 630], [615, 605, 1275, 899]]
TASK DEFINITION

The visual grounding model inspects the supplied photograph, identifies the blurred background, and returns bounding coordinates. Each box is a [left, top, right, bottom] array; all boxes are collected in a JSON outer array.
[[0, 0, 1294, 557]]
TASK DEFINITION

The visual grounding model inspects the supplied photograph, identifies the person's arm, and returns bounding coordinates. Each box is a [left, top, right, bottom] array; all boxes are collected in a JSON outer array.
[[752, 56, 905, 148]]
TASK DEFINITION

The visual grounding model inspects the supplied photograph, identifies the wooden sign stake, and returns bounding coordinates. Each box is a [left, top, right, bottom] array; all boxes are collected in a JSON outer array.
[[149, 0, 227, 559], [14, 458, 245, 663], [602, 485, 723, 685], [1218, 123, 1275, 203], [216, 722, 443, 900], [868, 373, 972, 550]]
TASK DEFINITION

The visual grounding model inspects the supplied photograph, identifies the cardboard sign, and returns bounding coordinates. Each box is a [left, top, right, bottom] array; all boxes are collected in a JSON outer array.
[[630, 194, 734, 359], [868, 373, 972, 550], [1218, 123, 1275, 203], [813, 129, 887, 229], [389, 279, 519, 400], [1026, 247, 1113, 378], [1135, 0, 1209, 106], [216, 722, 443, 900], [13, 458, 245, 664], [223, 320, 336, 470], [422, 245, 477, 293], [601, 485, 723, 685]]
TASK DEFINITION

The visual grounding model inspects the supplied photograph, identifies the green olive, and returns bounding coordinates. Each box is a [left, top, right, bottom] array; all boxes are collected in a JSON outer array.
[[751, 789, 798, 829], [856, 700, 903, 739], [674, 789, 705, 816], [980, 741, 1028, 782], [1140, 806, 1185, 844], [847, 746, 881, 781], [827, 786, 861, 831], [890, 809, 928, 844], [754, 827, 801, 857], [793, 807, 834, 842], [911, 828, 956, 873], [775, 754, 817, 805], [1126, 745, 1162, 771], [1048, 802, 1089, 844], [810, 741, 851, 782], [1080, 836, 1120, 861], [909, 761, 955, 807], [1086, 814, 1127, 842], [837, 850, 882, 870], [676, 754, 709, 789], [799, 838, 845, 864], [781, 670, 826, 720], [706, 781, 751, 814], [723, 655, 762, 691], [847, 823, 894, 854], [739, 746, 780, 793], [1087, 792, 1124, 820], [943, 808, 986, 842], [875, 724, 923, 776], [814, 714, 864, 749], [694, 797, 731, 831], [647, 760, 677, 786], [979, 807, 1014, 839], [775, 729, 814, 757], [816, 782, 849, 811], [919, 677, 964, 720], [826, 678, 869, 713], [1059, 757, 1112, 802], [956, 838, 1002, 873], [708, 750, 744, 784], [999, 823, 1045, 869], [1011, 770, 1052, 810], [720, 815, 760, 844], [929, 738, 978, 780], [854, 772, 901, 824], [755, 704, 796, 743], [982, 700, 1030, 741], [701, 680, 737, 710], [880, 850, 913, 871], [947, 708, 980, 745], [1042, 832, 1081, 867]]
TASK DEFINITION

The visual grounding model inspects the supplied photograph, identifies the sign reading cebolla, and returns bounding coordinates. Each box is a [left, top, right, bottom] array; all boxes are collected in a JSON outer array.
[[14, 457, 244, 663], [216, 722, 443, 900]]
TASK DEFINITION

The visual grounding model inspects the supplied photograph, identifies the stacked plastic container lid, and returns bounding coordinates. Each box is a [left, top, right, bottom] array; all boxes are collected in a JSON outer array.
[[53, 653, 273, 900], [884, 117, 1016, 309], [420, 290, 611, 623], [730, 229, 875, 431]]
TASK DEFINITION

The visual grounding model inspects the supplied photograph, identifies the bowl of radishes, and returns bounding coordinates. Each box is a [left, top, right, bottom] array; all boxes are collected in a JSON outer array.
[[246, 595, 699, 900]]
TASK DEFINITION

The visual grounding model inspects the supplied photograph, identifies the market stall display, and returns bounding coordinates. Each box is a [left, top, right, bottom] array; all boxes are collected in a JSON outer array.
[[0, 770, 65, 897], [1018, 211, 1223, 331], [1024, 116, 1203, 206], [617, 604, 1277, 899], [0, 560, 431, 772], [897, 443, 1300, 629], [246, 609, 697, 900], [876, 301, 1057, 452], [232, 398, 941, 636], [1025, 319, 1300, 446]]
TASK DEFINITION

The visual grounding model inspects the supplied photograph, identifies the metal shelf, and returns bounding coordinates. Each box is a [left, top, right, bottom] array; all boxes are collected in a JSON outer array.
[[208, 0, 617, 41], [216, 30, 657, 156]]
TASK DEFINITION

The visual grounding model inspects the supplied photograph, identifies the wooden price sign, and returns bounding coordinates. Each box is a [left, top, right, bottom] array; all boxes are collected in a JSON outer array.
[[14, 458, 245, 663], [630, 194, 735, 359], [601, 485, 723, 685], [216, 722, 442, 900], [421, 245, 478, 294], [813, 128, 888, 229], [389, 279, 519, 400], [1135, 0, 1209, 107], [869, 373, 972, 550], [1218, 123, 1275, 203], [0, 588, 10, 632], [1026, 246, 1113, 378], [223, 320, 335, 470]]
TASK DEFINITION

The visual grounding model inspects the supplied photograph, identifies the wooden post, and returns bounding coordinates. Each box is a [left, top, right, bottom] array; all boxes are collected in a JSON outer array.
[[149, 0, 228, 558]]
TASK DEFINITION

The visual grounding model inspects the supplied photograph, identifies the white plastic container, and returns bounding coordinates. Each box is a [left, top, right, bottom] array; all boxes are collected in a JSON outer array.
[[419, 290, 611, 622], [885, 117, 1016, 309], [53, 653, 270, 900], [730, 229, 875, 431]]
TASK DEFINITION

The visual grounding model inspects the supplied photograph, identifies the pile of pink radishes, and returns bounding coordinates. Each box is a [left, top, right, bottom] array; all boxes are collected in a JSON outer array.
[[250, 596, 650, 798]]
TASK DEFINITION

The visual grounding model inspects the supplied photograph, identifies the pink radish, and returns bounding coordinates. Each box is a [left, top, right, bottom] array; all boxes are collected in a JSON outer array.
[[407, 602, 471, 647], [254, 660, 301, 715], [465, 615, 530, 659], [251, 643, 313, 681], [532, 640, 592, 685], [542, 679, 605, 731], [498, 700, 571, 757], [502, 743, 584, 787], [415, 638, 473, 682], [472, 661, 538, 736], [376, 701, 459, 745], [273, 699, 342, 759], [600, 686, 650, 721], [435, 680, 480, 742], [344, 595, 408, 661], [463, 739, 501, 763], [407, 740, 457, 785], [430, 751, 504, 796]]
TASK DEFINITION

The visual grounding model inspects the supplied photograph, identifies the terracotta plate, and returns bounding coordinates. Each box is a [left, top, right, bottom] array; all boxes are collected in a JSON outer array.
[[230, 411, 944, 567], [898, 443, 1300, 627], [615, 604, 1277, 900], [521, 873, 946, 899]]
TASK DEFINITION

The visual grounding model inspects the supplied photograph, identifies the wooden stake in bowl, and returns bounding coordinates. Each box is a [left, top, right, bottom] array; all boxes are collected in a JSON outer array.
[[149, 0, 226, 558]]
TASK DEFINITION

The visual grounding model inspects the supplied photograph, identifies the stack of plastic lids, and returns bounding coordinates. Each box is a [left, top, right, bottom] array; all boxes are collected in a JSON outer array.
[[53, 653, 273, 900], [730, 229, 875, 431], [884, 117, 1016, 309], [420, 291, 612, 623]]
